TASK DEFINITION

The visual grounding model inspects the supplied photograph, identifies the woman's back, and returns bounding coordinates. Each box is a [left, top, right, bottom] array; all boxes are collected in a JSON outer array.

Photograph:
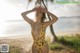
[[31, 22, 49, 53], [31, 22, 46, 40], [21, 7, 58, 53]]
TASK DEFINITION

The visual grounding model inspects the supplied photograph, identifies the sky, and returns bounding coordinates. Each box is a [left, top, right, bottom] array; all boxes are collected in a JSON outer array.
[[0, 0, 80, 37], [0, 0, 80, 20]]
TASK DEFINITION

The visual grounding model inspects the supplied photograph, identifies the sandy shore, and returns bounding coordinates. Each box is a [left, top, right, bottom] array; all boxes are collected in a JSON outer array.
[[0, 36, 33, 53], [0, 32, 80, 53]]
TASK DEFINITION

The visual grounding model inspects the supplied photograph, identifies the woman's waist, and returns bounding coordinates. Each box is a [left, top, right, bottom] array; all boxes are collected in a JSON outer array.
[[33, 36, 45, 41], [34, 39, 45, 41], [33, 40, 47, 47], [31, 31, 45, 37], [33, 39, 46, 44]]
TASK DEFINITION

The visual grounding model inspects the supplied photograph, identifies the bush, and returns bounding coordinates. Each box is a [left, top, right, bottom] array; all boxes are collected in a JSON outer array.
[[49, 42, 63, 50], [58, 35, 80, 51]]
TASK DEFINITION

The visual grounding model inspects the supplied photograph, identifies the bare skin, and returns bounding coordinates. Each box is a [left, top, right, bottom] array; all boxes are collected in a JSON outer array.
[[21, 7, 58, 53]]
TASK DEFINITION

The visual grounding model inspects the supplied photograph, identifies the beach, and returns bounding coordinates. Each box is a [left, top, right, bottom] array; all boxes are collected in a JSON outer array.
[[0, 32, 80, 53], [0, 36, 33, 53]]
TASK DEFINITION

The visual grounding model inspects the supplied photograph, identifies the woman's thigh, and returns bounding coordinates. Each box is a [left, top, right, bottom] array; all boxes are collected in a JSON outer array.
[[32, 43, 49, 53], [32, 44, 38, 53], [42, 43, 49, 53]]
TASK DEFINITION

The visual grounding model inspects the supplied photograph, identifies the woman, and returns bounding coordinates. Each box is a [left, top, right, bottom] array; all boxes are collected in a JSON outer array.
[[21, 7, 58, 53]]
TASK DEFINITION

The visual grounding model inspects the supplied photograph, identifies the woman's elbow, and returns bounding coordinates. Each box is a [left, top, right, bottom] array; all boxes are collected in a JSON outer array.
[[55, 17, 58, 22], [56, 17, 58, 21], [21, 13, 24, 16]]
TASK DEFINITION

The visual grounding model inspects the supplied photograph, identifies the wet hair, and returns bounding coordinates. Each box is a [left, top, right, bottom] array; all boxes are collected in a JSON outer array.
[[41, 12, 46, 23], [36, 11, 46, 23]]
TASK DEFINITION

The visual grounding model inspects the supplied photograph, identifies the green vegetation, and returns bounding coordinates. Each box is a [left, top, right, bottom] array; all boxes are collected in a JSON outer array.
[[49, 42, 63, 50], [9, 46, 21, 53], [45, 36, 51, 43], [49, 34, 80, 53], [0, 34, 80, 53], [56, 2, 80, 4]]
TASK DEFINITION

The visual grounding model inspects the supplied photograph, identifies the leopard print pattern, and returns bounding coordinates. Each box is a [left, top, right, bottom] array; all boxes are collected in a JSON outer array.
[[32, 23, 46, 53]]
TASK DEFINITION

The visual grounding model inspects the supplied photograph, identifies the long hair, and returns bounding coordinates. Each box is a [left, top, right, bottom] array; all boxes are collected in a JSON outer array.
[[41, 12, 46, 23], [36, 11, 46, 23]]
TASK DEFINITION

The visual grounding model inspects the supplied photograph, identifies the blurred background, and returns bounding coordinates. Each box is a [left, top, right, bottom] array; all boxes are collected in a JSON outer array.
[[0, 0, 80, 37], [0, 0, 80, 53]]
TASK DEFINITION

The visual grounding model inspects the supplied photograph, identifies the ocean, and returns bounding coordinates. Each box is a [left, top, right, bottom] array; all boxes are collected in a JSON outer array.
[[0, 16, 80, 37]]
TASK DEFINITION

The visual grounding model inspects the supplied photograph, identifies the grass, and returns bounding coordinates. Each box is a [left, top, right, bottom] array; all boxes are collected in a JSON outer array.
[[0, 34, 80, 53], [49, 34, 80, 53], [9, 46, 21, 53], [49, 42, 64, 50]]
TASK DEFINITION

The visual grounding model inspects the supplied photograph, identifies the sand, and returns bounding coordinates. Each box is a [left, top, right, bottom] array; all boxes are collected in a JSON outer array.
[[0, 36, 33, 53], [0, 32, 80, 53]]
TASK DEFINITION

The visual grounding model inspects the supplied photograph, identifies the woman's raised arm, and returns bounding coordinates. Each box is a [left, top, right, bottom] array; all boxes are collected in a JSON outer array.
[[21, 8, 36, 26], [42, 8, 58, 28]]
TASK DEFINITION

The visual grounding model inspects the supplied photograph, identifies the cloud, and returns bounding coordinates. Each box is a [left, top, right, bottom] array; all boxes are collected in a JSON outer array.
[[6, 0, 80, 17], [50, 4, 80, 16]]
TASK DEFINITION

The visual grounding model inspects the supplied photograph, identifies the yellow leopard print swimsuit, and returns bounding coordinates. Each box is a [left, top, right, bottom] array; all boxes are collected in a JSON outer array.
[[32, 23, 47, 53]]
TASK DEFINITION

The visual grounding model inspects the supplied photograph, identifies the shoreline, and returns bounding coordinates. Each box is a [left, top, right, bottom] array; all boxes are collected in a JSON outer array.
[[0, 33, 80, 53], [0, 31, 80, 39], [55, 31, 80, 36]]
